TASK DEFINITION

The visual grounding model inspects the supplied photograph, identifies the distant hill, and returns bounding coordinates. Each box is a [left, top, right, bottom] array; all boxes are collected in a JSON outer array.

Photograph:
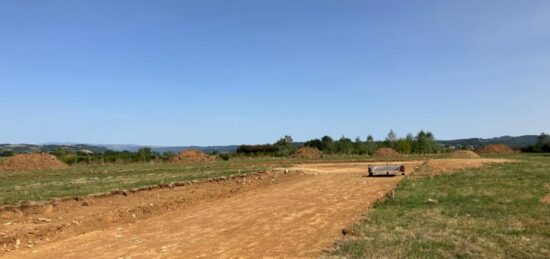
[[0, 143, 110, 154], [438, 135, 538, 148], [0, 135, 539, 155], [99, 144, 239, 153]]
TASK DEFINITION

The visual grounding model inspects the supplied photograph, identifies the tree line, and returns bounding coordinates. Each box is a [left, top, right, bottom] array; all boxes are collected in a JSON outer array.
[[522, 132, 550, 153], [303, 130, 438, 155], [236, 130, 439, 156], [51, 147, 172, 165]]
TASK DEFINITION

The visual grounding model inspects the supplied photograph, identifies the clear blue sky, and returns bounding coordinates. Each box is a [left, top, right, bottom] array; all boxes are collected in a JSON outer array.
[[1, 1, 549, 146]]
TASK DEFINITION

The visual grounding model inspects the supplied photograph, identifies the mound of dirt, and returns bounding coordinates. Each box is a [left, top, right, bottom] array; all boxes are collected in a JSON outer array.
[[292, 147, 322, 158], [477, 144, 514, 154], [449, 150, 481, 158], [0, 153, 68, 171], [372, 148, 400, 159], [173, 149, 212, 163]]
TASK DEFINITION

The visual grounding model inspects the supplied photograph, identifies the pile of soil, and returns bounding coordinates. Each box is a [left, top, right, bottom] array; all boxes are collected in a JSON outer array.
[[173, 149, 212, 163], [0, 153, 68, 171], [292, 147, 322, 158], [449, 150, 481, 158], [372, 148, 400, 159], [477, 144, 514, 154]]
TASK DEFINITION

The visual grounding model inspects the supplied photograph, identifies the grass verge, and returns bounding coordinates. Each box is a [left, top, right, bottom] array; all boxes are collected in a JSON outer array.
[[329, 154, 550, 258], [0, 159, 284, 206]]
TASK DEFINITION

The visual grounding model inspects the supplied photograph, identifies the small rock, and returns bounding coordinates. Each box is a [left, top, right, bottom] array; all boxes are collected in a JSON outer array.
[[15, 239, 20, 247], [42, 204, 54, 214], [37, 217, 52, 222], [122, 190, 128, 196], [427, 198, 439, 204], [82, 201, 90, 206], [342, 228, 352, 235]]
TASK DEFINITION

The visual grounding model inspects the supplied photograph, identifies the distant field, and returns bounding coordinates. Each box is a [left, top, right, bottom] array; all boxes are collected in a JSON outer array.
[[329, 154, 550, 258]]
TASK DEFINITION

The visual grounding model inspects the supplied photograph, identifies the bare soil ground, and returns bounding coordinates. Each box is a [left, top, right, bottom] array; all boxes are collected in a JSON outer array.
[[0, 154, 68, 172], [1, 158, 507, 258]]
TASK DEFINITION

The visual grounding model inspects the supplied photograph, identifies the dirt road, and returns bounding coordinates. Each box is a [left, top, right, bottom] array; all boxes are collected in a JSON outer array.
[[2, 159, 504, 258]]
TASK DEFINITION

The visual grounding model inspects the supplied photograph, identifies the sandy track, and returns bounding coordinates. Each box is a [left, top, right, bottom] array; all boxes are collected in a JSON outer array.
[[4, 159, 506, 258]]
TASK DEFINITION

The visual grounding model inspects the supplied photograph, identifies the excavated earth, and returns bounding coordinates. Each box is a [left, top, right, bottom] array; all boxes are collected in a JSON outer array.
[[0, 158, 509, 258]]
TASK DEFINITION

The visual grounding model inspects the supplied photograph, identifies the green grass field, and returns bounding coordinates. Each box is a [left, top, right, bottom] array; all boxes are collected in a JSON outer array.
[[329, 154, 550, 258], [0, 159, 288, 206]]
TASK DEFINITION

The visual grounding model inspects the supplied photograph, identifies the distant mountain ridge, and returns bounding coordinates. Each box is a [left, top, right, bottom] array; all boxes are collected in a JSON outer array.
[[102, 144, 240, 153], [0, 143, 110, 153], [0, 135, 539, 154], [438, 135, 538, 148]]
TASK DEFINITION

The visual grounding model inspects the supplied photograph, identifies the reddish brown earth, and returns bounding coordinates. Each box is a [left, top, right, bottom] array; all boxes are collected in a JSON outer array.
[[477, 144, 515, 154], [449, 150, 481, 158], [372, 148, 400, 159], [292, 147, 322, 158], [0, 159, 508, 258], [541, 194, 550, 204], [0, 154, 68, 172], [172, 149, 212, 163]]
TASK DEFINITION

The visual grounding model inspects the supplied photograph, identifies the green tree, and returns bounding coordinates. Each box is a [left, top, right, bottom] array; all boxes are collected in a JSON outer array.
[[413, 130, 436, 154], [321, 135, 334, 153], [136, 147, 154, 162], [366, 135, 376, 155], [274, 135, 294, 156], [354, 137, 367, 154], [385, 130, 397, 148], [396, 138, 412, 154], [335, 136, 353, 154], [162, 151, 177, 161], [534, 132, 550, 152]]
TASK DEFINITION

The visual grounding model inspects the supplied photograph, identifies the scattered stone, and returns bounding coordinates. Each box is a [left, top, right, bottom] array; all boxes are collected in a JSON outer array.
[[427, 198, 439, 204], [37, 217, 52, 222], [341, 228, 353, 235], [42, 204, 54, 214], [82, 201, 90, 206]]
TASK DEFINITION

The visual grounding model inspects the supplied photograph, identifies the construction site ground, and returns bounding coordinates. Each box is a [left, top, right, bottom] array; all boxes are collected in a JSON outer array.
[[0, 158, 509, 258]]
